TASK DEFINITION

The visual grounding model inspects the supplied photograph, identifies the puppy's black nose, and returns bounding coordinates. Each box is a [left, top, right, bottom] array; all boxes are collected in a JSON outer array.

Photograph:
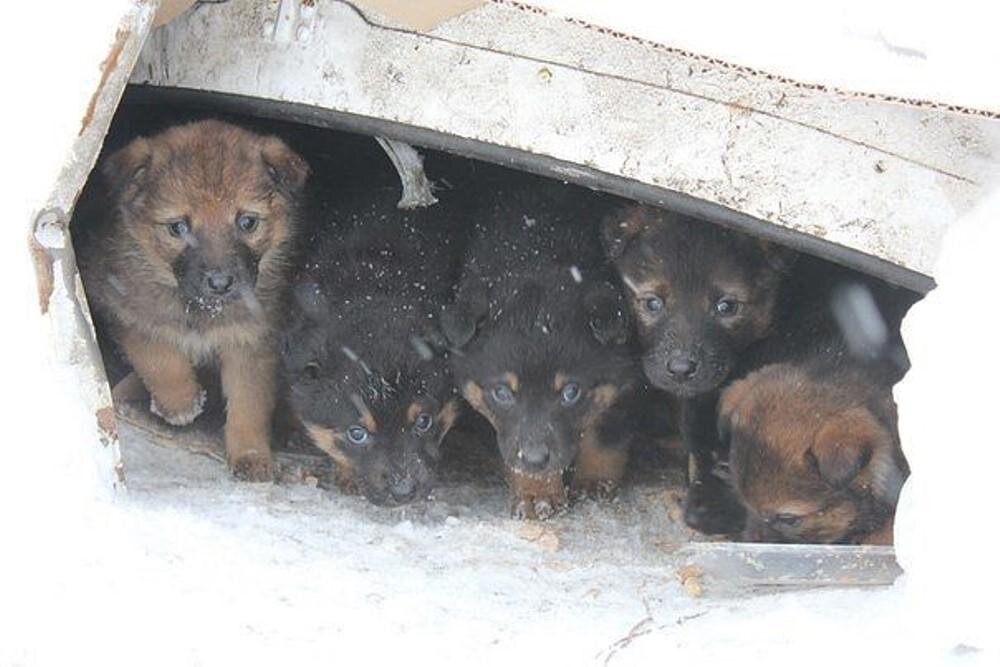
[[205, 270, 235, 295], [520, 446, 550, 468], [667, 355, 698, 379], [389, 476, 416, 501]]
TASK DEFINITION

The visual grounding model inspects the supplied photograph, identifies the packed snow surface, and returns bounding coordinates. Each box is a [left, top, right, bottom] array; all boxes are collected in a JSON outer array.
[[1, 423, 985, 665]]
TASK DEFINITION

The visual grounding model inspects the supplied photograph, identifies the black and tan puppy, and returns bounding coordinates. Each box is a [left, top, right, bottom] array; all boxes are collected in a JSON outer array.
[[719, 347, 908, 545], [282, 186, 462, 506], [77, 120, 309, 481], [603, 204, 796, 533], [444, 180, 638, 520]]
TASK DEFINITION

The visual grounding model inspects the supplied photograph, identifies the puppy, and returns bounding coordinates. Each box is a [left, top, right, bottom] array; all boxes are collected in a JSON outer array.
[[77, 120, 309, 481], [444, 179, 638, 520], [719, 351, 908, 545], [282, 186, 462, 506], [603, 204, 794, 533]]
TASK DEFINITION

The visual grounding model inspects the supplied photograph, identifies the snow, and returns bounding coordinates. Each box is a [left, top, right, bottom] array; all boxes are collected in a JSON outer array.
[[893, 190, 1000, 655], [1, 1, 996, 664], [2, 419, 987, 665], [531, 0, 1000, 112]]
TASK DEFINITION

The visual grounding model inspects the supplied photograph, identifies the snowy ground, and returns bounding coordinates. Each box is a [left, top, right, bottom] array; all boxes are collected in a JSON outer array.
[[3, 417, 973, 666]]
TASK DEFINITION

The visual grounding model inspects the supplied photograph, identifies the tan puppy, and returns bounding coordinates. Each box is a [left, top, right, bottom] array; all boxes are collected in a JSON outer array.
[[78, 120, 309, 481], [719, 358, 908, 544]]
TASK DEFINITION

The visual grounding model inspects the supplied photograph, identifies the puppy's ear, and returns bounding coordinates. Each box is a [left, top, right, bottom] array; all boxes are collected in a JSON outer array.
[[717, 377, 752, 443], [441, 279, 489, 349], [868, 445, 908, 506], [261, 136, 310, 194], [291, 281, 328, 321], [602, 204, 647, 261], [415, 319, 450, 359], [809, 407, 881, 488], [758, 240, 798, 273], [102, 137, 152, 202], [584, 280, 631, 346]]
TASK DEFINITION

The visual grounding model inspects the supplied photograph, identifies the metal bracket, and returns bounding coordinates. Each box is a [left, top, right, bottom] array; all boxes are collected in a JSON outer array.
[[263, 0, 318, 43]]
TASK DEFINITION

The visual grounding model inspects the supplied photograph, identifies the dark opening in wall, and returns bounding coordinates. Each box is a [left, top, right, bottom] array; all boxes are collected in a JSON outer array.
[[69, 95, 921, 589]]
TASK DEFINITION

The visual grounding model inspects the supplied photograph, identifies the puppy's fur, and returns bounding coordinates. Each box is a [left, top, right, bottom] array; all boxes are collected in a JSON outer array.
[[603, 204, 794, 533], [282, 186, 462, 506], [77, 120, 309, 481], [445, 179, 639, 520], [719, 350, 908, 544]]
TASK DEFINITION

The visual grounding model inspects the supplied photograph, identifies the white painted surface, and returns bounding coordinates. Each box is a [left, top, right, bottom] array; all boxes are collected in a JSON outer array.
[[529, 0, 1000, 114], [132, 0, 1000, 279]]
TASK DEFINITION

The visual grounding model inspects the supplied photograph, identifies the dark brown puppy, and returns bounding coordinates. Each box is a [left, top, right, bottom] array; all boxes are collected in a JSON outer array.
[[445, 178, 638, 520], [603, 203, 794, 533], [719, 353, 908, 545], [282, 185, 463, 506], [77, 120, 309, 481]]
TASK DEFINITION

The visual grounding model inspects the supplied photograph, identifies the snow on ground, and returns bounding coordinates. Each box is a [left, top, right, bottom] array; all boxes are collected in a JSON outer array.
[[0, 418, 983, 666]]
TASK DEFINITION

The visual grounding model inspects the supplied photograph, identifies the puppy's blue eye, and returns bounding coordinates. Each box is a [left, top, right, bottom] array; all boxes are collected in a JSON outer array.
[[347, 426, 369, 445], [715, 297, 740, 317], [236, 212, 260, 233], [167, 219, 190, 238], [414, 412, 434, 433], [560, 382, 581, 406], [492, 383, 514, 406], [643, 295, 663, 313]]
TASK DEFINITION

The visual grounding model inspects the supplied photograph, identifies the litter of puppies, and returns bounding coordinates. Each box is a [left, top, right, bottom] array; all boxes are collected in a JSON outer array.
[[74, 116, 920, 546]]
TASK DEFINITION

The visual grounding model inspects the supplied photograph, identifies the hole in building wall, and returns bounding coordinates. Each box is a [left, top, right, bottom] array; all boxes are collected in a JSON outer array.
[[69, 99, 923, 582]]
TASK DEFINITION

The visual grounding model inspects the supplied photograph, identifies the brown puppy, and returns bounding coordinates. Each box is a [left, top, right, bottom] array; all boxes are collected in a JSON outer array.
[[719, 357, 908, 544], [603, 203, 795, 534], [77, 120, 309, 481]]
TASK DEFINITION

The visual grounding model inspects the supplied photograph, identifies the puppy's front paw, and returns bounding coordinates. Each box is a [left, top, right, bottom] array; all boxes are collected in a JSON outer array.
[[150, 388, 207, 427], [511, 492, 567, 521], [570, 478, 619, 503], [683, 473, 746, 535], [229, 451, 274, 483]]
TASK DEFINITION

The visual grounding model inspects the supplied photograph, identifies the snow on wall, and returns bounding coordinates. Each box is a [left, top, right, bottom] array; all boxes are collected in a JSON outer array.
[[894, 189, 1000, 654], [530, 0, 1000, 113]]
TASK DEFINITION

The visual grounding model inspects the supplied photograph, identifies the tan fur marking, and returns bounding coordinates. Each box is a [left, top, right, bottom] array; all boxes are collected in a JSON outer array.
[[462, 381, 484, 409], [359, 411, 378, 434], [590, 384, 619, 410], [303, 422, 346, 462], [463, 381, 497, 428], [119, 329, 201, 418], [502, 372, 519, 393], [553, 372, 568, 391], [573, 429, 628, 487], [406, 402, 422, 424], [220, 343, 276, 481], [506, 467, 568, 516], [437, 400, 459, 433]]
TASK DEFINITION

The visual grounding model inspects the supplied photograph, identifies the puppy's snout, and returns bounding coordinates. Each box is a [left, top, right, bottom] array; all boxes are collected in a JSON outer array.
[[389, 475, 417, 502], [204, 270, 235, 295], [667, 354, 698, 379], [518, 445, 551, 468]]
